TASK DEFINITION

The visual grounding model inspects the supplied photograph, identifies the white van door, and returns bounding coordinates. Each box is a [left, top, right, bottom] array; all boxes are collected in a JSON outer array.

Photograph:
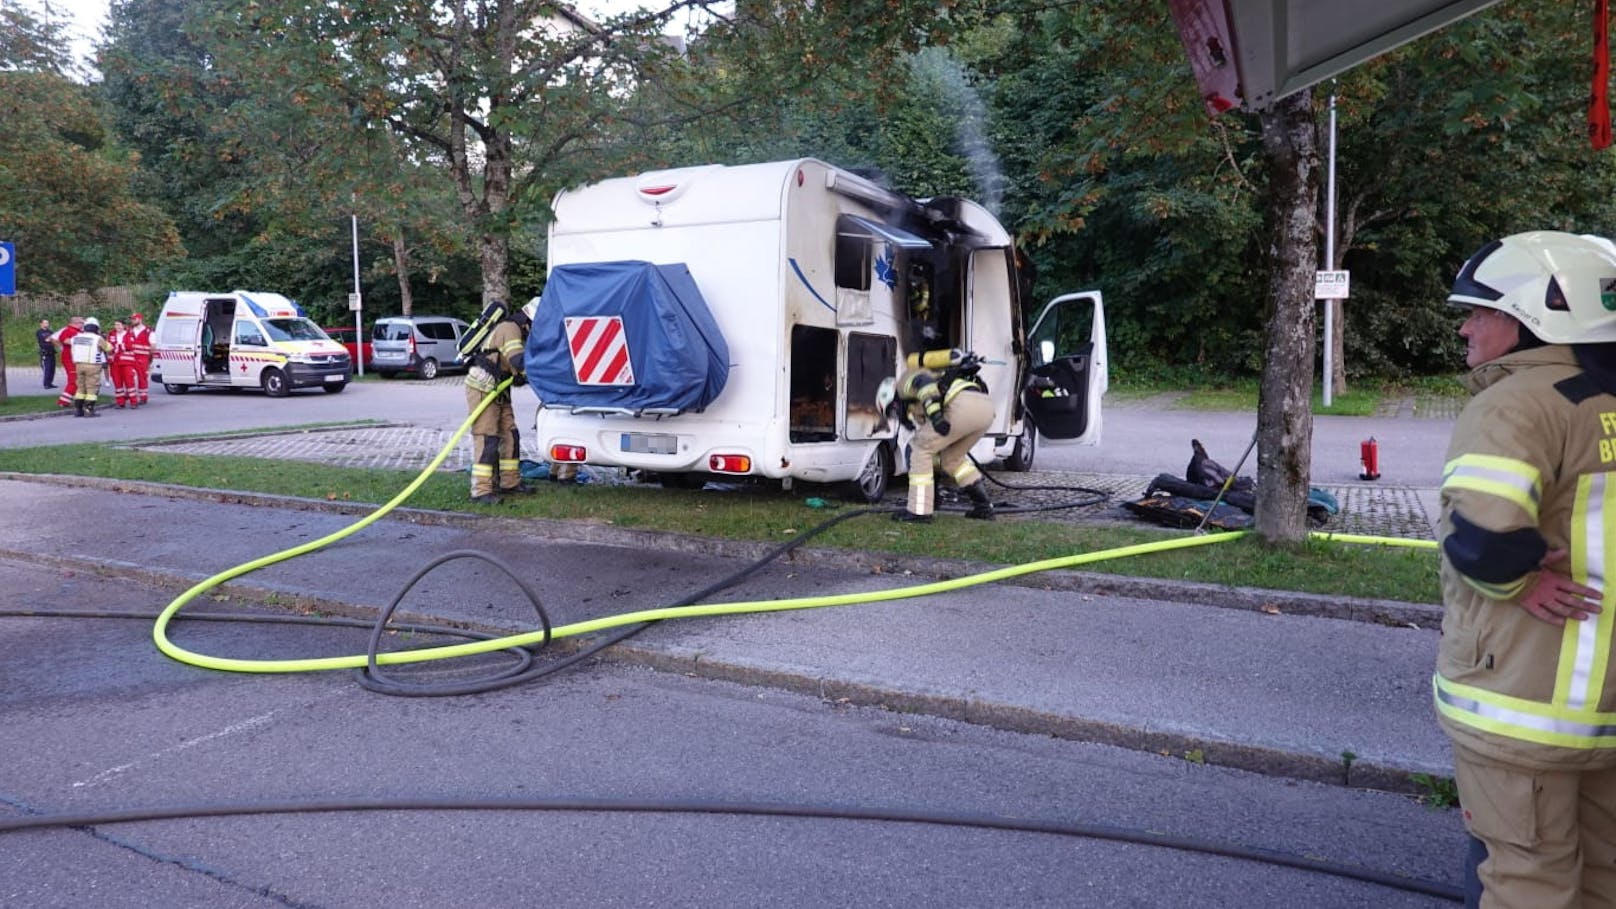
[[964, 247, 1020, 438], [1023, 292, 1108, 445], [156, 313, 203, 385]]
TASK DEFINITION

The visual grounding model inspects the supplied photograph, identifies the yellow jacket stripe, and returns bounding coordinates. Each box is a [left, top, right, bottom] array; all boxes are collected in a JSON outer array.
[[1434, 675, 1616, 748], [1558, 473, 1614, 710], [1441, 453, 1542, 521]]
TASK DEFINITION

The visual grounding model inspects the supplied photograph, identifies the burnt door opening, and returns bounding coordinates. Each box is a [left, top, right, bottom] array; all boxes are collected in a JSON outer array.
[[789, 325, 838, 443]]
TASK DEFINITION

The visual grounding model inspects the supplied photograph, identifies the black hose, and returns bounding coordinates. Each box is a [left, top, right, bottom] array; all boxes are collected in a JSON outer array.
[[0, 794, 1462, 901]]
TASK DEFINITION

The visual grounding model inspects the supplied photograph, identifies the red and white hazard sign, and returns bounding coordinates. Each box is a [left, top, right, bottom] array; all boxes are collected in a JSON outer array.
[[564, 315, 635, 386]]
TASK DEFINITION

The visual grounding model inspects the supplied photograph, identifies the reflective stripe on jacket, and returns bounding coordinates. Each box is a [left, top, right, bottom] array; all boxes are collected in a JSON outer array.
[[1436, 344, 1616, 769]]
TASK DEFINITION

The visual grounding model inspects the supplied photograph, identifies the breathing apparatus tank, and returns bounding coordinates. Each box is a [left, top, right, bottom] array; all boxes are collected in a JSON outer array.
[[906, 348, 968, 371], [458, 300, 509, 361]]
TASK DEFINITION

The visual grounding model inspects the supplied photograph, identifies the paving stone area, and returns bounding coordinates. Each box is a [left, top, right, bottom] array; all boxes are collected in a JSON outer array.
[[133, 425, 1435, 541]]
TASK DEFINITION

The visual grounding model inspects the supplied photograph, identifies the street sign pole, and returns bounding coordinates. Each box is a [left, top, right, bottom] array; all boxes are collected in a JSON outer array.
[[350, 214, 363, 376], [1322, 89, 1338, 408]]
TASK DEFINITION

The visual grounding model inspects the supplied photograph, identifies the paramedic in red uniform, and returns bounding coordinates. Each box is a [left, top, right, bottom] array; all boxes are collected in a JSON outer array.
[[53, 315, 84, 408], [126, 311, 153, 405], [107, 319, 139, 408], [464, 300, 537, 504]]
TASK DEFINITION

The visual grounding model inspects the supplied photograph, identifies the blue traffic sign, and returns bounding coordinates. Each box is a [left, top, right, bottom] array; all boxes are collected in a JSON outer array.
[[0, 242, 13, 295]]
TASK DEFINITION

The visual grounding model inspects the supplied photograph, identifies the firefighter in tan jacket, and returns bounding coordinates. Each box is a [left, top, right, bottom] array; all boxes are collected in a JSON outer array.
[[881, 348, 996, 523], [463, 300, 536, 504], [1438, 231, 1616, 907]]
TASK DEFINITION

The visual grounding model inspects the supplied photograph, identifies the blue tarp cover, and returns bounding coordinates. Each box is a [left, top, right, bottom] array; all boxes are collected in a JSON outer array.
[[528, 261, 730, 412]]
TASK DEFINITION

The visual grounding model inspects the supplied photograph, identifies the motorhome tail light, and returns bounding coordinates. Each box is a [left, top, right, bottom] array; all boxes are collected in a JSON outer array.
[[709, 454, 751, 474], [549, 444, 586, 463]]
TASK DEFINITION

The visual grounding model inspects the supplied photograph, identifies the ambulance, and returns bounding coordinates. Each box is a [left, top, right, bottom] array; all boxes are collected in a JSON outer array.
[[152, 290, 353, 396], [528, 158, 1106, 501]]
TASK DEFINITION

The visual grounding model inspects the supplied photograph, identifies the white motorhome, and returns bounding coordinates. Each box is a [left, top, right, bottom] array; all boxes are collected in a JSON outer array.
[[153, 290, 352, 396], [529, 158, 1106, 501]]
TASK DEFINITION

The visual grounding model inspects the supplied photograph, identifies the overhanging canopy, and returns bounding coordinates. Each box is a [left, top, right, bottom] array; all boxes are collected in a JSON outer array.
[[1170, 0, 1507, 112]]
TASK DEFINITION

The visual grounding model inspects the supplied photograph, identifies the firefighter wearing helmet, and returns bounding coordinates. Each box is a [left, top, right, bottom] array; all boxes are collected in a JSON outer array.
[[1436, 230, 1616, 906], [463, 299, 536, 504], [68, 317, 113, 418], [884, 348, 996, 522]]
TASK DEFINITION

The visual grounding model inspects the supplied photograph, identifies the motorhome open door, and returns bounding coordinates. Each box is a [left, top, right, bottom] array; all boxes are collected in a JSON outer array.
[[1023, 291, 1108, 445]]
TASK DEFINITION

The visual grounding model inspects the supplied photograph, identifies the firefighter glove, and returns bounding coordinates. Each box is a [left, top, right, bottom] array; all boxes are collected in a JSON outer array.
[[511, 372, 528, 387], [931, 415, 951, 436]]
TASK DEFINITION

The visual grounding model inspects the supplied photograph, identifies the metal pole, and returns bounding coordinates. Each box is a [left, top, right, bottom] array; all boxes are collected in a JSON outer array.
[[351, 212, 364, 377], [1322, 89, 1338, 408]]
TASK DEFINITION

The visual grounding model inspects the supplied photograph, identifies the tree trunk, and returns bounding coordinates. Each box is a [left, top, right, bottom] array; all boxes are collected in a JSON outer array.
[[479, 232, 510, 304], [392, 233, 414, 316], [1254, 90, 1321, 543], [1328, 299, 1347, 396]]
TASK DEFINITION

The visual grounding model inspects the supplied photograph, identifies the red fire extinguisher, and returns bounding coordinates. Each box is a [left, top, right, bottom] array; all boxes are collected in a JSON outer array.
[[1360, 437, 1381, 481]]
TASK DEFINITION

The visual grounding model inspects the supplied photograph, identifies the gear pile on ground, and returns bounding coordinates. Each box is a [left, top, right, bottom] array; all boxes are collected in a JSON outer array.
[[1123, 440, 1337, 531]]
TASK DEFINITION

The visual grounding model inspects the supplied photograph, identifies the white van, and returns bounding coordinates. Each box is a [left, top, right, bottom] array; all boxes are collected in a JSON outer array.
[[529, 158, 1106, 501], [152, 290, 352, 396]]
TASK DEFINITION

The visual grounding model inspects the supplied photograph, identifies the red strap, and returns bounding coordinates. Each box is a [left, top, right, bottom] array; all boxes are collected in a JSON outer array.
[[1593, 0, 1611, 149]]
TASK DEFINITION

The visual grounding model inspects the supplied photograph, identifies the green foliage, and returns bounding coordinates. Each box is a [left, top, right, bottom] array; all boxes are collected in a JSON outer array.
[[1410, 772, 1460, 809], [8, 0, 1613, 385], [0, 64, 182, 293]]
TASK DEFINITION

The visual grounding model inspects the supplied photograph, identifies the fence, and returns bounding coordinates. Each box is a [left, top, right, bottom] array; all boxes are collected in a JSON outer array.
[[3, 286, 144, 317]]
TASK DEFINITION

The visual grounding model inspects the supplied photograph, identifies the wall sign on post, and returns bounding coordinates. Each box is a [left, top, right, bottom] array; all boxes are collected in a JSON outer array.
[[1315, 270, 1350, 300], [0, 242, 15, 296]]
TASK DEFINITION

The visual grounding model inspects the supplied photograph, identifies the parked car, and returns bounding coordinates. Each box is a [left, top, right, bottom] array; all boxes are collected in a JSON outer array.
[[321, 325, 373, 369], [370, 315, 471, 379]]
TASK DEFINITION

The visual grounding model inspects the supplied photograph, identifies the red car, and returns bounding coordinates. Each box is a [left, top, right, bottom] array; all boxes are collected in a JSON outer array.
[[322, 325, 373, 369]]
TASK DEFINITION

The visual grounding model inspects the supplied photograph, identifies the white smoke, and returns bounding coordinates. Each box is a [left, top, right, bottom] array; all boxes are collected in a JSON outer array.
[[913, 47, 1006, 217]]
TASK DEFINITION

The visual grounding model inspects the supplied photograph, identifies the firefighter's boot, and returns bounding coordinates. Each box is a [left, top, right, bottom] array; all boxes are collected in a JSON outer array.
[[892, 510, 933, 524], [73, 400, 85, 418], [963, 480, 995, 521], [85, 401, 99, 418]]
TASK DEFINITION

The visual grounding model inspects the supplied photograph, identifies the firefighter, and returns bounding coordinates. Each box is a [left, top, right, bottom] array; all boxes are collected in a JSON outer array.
[[464, 299, 536, 504], [68, 317, 113, 417], [1437, 230, 1616, 907], [882, 348, 996, 522], [126, 311, 154, 406]]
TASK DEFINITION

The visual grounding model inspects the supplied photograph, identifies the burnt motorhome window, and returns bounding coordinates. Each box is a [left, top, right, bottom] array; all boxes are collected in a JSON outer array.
[[834, 220, 873, 291], [789, 325, 840, 444]]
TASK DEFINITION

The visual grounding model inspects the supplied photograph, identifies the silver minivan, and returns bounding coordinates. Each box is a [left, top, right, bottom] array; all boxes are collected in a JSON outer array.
[[370, 315, 471, 379]]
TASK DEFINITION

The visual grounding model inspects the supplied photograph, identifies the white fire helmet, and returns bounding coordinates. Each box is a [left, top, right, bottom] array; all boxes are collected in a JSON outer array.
[[84, 317, 100, 330], [1448, 230, 1616, 344]]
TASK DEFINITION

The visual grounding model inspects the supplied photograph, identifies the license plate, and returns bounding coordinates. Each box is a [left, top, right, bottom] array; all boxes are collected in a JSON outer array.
[[621, 432, 677, 454], [324, 374, 343, 382]]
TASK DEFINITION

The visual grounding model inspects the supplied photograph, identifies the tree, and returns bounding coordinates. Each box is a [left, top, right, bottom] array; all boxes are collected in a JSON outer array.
[[189, 1, 960, 306], [0, 3, 181, 295]]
